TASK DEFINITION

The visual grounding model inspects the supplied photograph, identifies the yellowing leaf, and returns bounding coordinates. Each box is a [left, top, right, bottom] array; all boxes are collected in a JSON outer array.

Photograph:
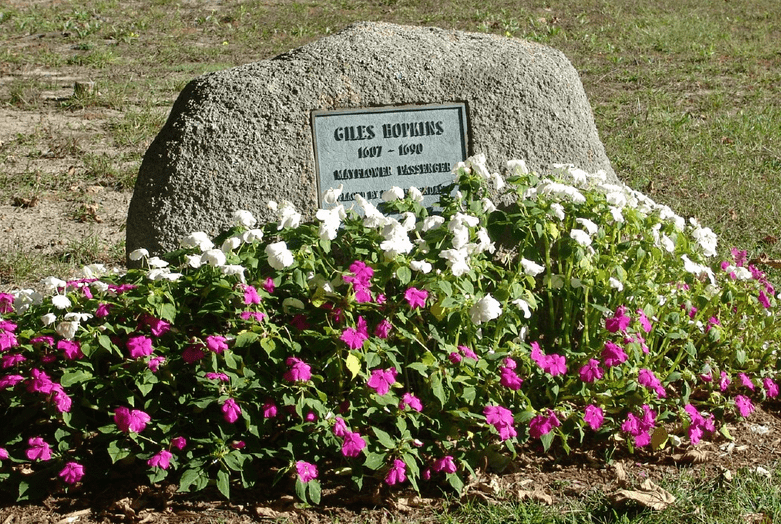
[[345, 353, 361, 379]]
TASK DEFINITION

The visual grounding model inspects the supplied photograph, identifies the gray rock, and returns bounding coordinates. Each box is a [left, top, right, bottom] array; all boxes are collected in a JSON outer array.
[[127, 21, 616, 258]]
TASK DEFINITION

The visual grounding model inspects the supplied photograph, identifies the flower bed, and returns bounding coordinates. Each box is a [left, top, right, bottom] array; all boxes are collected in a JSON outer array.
[[0, 155, 778, 503]]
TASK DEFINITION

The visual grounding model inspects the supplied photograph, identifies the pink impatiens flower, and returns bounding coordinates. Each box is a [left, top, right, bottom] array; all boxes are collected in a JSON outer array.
[[484, 404, 517, 441], [432, 455, 457, 474], [636, 309, 653, 333], [296, 460, 318, 483], [341, 316, 369, 349], [638, 368, 666, 398], [601, 341, 628, 368], [182, 344, 205, 363], [400, 393, 423, 412], [26, 437, 52, 461], [1, 353, 25, 368], [0, 293, 14, 313], [205, 335, 228, 353], [222, 398, 241, 423], [115, 407, 151, 433], [735, 395, 754, 417], [404, 287, 428, 309], [127, 335, 153, 359], [367, 367, 398, 395], [763, 378, 779, 398], [140, 314, 170, 337], [27, 369, 55, 394], [95, 303, 112, 318], [341, 431, 367, 457], [584, 405, 604, 430], [263, 277, 275, 293], [262, 400, 278, 418], [530, 342, 567, 377], [385, 459, 407, 485], [578, 359, 604, 383], [147, 449, 173, 470], [738, 373, 755, 391], [148, 356, 166, 372], [719, 371, 731, 392], [621, 405, 656, 447], [684, 404, 715, 444], [459, 345, 479, 361], [0, 374, 24, 389], [333, 416, 349, 437], [241, 284, 261, 305], [57, 340, 83, 360], [605, 306, 631, 333], [171, 436, 187, 450], [374, 319, 392, 339], [283, 357, 312, 382], [59, 462, 85, 484], [205, 372, 229, 382], [529, 410, 561, 439], [499, 361, 523, 390]]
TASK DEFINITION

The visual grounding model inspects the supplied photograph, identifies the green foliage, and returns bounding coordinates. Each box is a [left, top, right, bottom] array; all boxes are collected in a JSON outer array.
[[0, 156, 779, 503]]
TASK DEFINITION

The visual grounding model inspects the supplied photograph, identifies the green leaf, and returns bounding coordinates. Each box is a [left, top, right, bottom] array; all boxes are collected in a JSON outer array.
[[407, 362, 430, 377], [345, 352, 361, 379], [447, 472, 464, 493], [295, 478, 307, 503], [720, 424, 734, 441], [137, 381, 154, 397], [178, 469, 201, 492], [363, 451, 386, 470], [431, 372, 447, 408], [158, 302, 177, 323], [216, 468, 231, 499], [373, 427, 396, 449], [396, 266, 412, 285], [60, 369, 93, 387], [308, 480, 322, 505], [107, 441, 131, 463], [260, 338, 276, 355], [540, 431, 555, 452], [235, 331, 258, 348], [651, 426, 668, 450]]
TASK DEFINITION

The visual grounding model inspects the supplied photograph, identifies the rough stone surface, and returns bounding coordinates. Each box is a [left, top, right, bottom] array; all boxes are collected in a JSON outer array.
[[127, 21, 616, 257]]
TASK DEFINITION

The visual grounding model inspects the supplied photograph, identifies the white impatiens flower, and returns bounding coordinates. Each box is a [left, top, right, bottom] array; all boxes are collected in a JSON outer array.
[[609, 277, 624, 291], [470, 294, 502, 325], [221, 264, 246, 283], [511, 298, 532, 319], [147, 257, 169, 269], [733, 266, 752, 280], [64, 312, 93, 322], [267, 200, 278, 211], [147, 269, 182, 282], [410, 260, 433, 273], [549, 203, 565, 221], [380, 219, 414, 259], [91, 280, 110, 294], [466, 153, 491, 179], [481, 197, 497, 214], [570, 229, 592, 247], [382, 186, 404, 202], [232, 210, 257, 228], [82, 264, 106, 279], [506, 159, 529, 175], [440, 248, 471, 277], [536, 180, 586, 204], [201, 249, 227, 267], [241, 229, 264, 243], [316, 205, 346, 241], [608, 206, 624, 224], [681, 255, 717, 286], [51, 294, 72, 310], [476, 228, 495, 254], [221, 236, 242, 253], [660, 235, 675, 253], [323, 184, 343, 205], [355, 195, 388, 229], [575, 218, 599, 237], [185, 254, 203, 269], [605, 190, 628, 208], [42, 277, 67, 292], [129, 248, 149, 261], [41, 313, 57, 326], [691, 226, 718, 257], [56, 321, 80, 340], [521, 258, 545, 277], [265, 241, 294, 270], [407, 186, 424, 203], [278, 201, 302, 230], [13, 289, 43, 314], [401, 212, 417, 231], [421, 216, 445, 232], [180, 232, 214, 252]]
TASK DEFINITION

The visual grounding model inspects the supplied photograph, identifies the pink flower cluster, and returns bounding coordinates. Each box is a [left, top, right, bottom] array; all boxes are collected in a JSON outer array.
[[343, 260, 374, 303], [621, 404, 656, 447], [484, 405, 516, 440], [530, 342, 567, 376], [684, 404, 715, 444], [499, 357, 523, 390], [529, 410, 560, 439]]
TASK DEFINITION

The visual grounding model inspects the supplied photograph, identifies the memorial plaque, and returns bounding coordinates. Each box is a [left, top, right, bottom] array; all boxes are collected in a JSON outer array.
[[312, 103, 468, 209]]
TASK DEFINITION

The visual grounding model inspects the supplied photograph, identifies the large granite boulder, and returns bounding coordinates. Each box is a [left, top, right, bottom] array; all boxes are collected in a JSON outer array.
[[127, 21, 616, 257]]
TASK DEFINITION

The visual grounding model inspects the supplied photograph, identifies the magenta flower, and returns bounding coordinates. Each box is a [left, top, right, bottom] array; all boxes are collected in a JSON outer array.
[[720, 371, 731, 392], [51, 384, 72, 413], [484, 405, 517, 441], [459, 345, 479, 360], [127, 335, 153, 359], [148, 356, 166, 372], [344, 260, 374, 288], [0, 320, 16, 332], [601, 341, 627, 368], [262, 400, 278, 418], [367, 367, 398, 395], [735, 395, 754, 417], [31, 335, 54, 347], [182, 344, 205, 363], [206, 335, 228, 353], [578, 359, 604, 383], [385, 459, 407, 486], [448, 351, 462, 364], [0, 448, 8, 460], [341, 431, 367, 458], [171, 436, 187, 450], [333, 416, 349, 437], [57, 340, 83, 360], [147, 449, 173, 470], [205, 372, 229, 382], [404, 287, 429, 309], [0, 374, 23, 389], [240, 311, 267, 322], [529, 410, 561, 439], [27, 368, 55, 394], [684, 404, 715, 444], [341, 316, 369, 349], [530, 342, 567, 376], [503, 357, 517, 370], [584, 405, 604, 430], [0, 330, 18, 352], [114, 406, 151, 433], [706, 316, 720, 333], [296, 460, 318, 483], [241, 284, 261, 305], [305, 411, 317, 422], [763, 378, 779, 398], [95, 303, 112, 318], [263, 277, 275, 293], [605, 306, 631, 333], [500, 366, 523, 390], [400, 393, 423, 412], [0, 293, 13, 313], [621, 405, 656, 447], [738, 373, 755, 391], [59, 462, 85, 484], [230, 440, 245, 449], [758, 290, 771, 309], [283, 357, 312, 382], [374, 319, 392, 339], [222, 398, 241, 423], [2, 353, 26, 368], [432, 455, 457, 474], [636, 309, 653, 333], [140, 314, 171, 337], [638, 368, 666, 398], [26, 437, 52, 461]]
